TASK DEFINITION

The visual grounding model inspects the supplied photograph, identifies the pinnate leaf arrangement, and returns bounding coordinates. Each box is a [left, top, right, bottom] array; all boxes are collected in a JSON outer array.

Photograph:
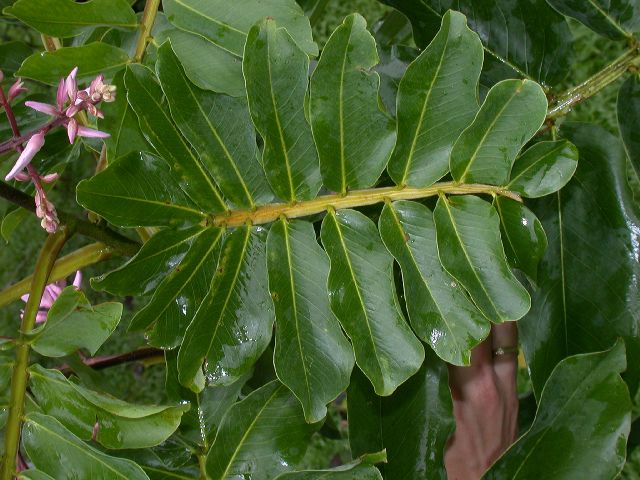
[[0, 0, 639, 478]]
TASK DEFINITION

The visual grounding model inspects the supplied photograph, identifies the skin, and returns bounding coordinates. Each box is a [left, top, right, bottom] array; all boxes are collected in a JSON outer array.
[[445, 322, 519, 479]]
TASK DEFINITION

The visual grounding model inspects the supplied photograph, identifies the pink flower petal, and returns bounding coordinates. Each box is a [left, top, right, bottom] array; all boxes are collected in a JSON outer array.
[[72, 271, 82, 289], [5, 131, 45, 181], [40, 172, 59, 183], [56, 78, 66, 110], [13, 172, 30, 182], [65, 66, 78, 102], [76, 126, 110, 138], [25, 101, 58, 116], [67, 118, 78, 144], [7, 79, 26, 102]]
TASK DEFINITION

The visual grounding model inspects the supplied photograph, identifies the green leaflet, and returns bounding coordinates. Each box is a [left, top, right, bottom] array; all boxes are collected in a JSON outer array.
[[546, 0, 639, 40], [321, 209, 424, 396], [450, 79, 548, 185], [433, 195, 530, 322], [124, 64, 227, 214], [23, 413, 149, 480], [309, 13, 395, 193], [93, 226, 205, 297], [29, 366, 188, 449], [3, 0, 137, 38], [244, 19, 322, 202], [380, 1, 573, 86], [387, 10, 483, 188], [130, 227, 223, 349], [267, 218, 355, 423], [164, 0, 317, 57], [348, 350, 453, 479], [274, 452, 385, 479], [379, 201, 489, 366], [618, 75, 640, 179], [18, 471, 56, 480], [0, 41, 33, 76], [205, 380, 318, 480], [27, 287, 122, 358], [76, 152, 206, 228], [507, 140, 579, 198], [178, 226, 274, 390], [16, 43, 130, 85], [98, 70, 150, 163], [156, 44, 273, 209], [485, 341, 631, 479], [520, 123, 640, 397], [164, 28, 245, 98], [495, 197, 547, 281]]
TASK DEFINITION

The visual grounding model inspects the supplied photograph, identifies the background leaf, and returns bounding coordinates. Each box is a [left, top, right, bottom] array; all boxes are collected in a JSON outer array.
[[16, 43, 129, 85], [321, 208, 424, 396], [520, 123, 640, 396], [545, 0, 640, 40], [267, 218, 354, 423], [434, 195, 530, 322], [379, 200, 489, 365], [387, 10, 483, 188], [309, 13, 395, 193], [348, 349, 454, 479], [4, 0, 137, 38], [244, 19, 321, 202], [205, 380, 318, 480], [618, 74, 640, 178], [28, 287, 122, 357], [29, 366, 187, 449], [485, 342, 631, 479], [22, 413, 149, 480]]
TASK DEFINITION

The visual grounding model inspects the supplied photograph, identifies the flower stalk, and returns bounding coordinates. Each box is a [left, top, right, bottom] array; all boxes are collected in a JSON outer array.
[[1, 227, 70, 480]]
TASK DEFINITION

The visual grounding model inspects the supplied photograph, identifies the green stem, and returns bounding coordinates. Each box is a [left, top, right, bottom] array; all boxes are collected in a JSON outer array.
[[209, 182, 521, 228], [0, 242, 114, 308], [547, 43, 640, 119], [1, 228, 70, 480], [133, 0, 161, 63]]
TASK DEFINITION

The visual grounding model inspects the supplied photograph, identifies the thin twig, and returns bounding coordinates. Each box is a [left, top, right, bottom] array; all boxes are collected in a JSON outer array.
[[57, 347, 164, 376]]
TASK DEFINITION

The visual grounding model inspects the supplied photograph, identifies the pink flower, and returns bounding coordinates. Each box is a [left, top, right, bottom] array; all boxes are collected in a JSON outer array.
[[77, 126, 109, 139], [25, 101, 60, 117], [21, 271, 82, 324], [67, 118, 78, 143], [4, 131, 45, 181], [65, 67, 78, 103], [35, 189, 59, 233]]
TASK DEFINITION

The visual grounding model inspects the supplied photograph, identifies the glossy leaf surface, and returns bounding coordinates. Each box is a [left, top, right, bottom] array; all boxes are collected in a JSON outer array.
[[434, 195, 530, 322], [130, 227, 223, 349], [618, 74, 640, 178], [507, 140, 579, 198], [309, 13, 395, 193], [17, 43, 130, 85], [275, 454, 384, 479], [0, 41, 33, 75], [124, 64, 227, 214], [267, 218, 354, 422], [4, 0, 137, 38], [29, 366, 187, 449], [99, 70, 150, 163], [23, 413, 149, 480], [450, 79, 547, 185], [379, 201, 489, 365], [380, 0, 573, 86], [546, 0, 639, 40], [485, 342, 631, 478], [495, 197, 547, 281], [93, 226, 205, 297], [348, 350, 454, 479], [244, 19, 321, 202], [387, 10, 483, 187], [17, 471, 55, 480], [77, 152, 206, 228], [321, 209, 424, 396], [178, 226, 274, 390], [28, 287, 122, 357], [205, 380, 318, 480], [520, 123, 640, 396], [156, 44, 272, 209]]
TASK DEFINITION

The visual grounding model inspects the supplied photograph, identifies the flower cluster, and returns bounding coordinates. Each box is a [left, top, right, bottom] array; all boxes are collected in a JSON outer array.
[[0, 68, 115, 233]]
